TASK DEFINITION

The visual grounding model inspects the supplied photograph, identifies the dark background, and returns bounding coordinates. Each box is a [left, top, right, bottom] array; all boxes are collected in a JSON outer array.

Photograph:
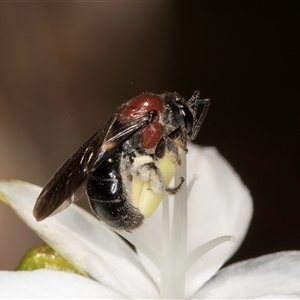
[[0, 1, 299, 269]]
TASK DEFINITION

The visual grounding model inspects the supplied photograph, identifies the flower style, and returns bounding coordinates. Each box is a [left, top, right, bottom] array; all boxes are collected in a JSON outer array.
[[0, 144, 300, 299]]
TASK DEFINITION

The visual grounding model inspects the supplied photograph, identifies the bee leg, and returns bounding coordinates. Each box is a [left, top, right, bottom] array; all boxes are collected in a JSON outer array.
[[154, 138, 166, 160], [129, 152, 166, 192], [145, 162, 185, 196], [155, 131, 188, 194], [168, 126, 189, 153], [165, 177, 185, 195], [154, 136, 181, 166], [138, 162, 166, 194], [165, 137, 182, 166]]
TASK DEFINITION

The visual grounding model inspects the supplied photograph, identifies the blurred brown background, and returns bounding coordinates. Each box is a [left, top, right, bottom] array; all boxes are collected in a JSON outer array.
[[0, 2, 299, 270]]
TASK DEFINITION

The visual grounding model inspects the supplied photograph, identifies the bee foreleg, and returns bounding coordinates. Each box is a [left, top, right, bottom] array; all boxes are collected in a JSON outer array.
[[165, 177, 185, 195]]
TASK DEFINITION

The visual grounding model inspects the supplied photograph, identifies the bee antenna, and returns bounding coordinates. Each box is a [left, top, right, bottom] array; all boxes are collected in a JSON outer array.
[[188, 91, 211, 140]]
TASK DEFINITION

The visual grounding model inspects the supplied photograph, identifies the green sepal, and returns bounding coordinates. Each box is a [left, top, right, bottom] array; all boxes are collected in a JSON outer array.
[[15, 244, 88, 277]]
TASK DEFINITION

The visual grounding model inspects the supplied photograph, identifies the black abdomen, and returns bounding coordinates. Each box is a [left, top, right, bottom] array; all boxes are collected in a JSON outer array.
[[87, 150, 143, 231]]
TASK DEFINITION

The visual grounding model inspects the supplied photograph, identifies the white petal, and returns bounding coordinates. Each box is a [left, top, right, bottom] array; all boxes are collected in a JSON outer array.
[[131, 145, 252, 297], [193, 251, 300, 299], [0, 269, 125, 298], [0, 180, 158, 299], [185, 144, 253, 297], [255, 295, 300, 299]]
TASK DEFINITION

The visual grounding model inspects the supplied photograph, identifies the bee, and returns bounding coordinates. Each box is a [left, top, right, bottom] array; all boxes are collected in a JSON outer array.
[[33, 91, 210, 231]]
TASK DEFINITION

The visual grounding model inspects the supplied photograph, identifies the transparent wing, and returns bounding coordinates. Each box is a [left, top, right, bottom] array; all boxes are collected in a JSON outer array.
[[33, 113, 152, 221]]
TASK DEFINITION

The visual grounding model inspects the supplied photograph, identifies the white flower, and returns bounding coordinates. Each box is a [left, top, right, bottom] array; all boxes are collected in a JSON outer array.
[[0, 144, 299, 299]]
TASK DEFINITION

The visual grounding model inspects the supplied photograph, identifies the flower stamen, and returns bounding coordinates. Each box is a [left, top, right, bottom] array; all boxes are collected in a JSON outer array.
[[184, 235, 235, 272], [120, 149, 234, 299]]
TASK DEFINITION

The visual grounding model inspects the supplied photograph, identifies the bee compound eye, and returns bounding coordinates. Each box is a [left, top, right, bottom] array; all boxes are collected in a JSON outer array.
[[179, 104, 193, 133]]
